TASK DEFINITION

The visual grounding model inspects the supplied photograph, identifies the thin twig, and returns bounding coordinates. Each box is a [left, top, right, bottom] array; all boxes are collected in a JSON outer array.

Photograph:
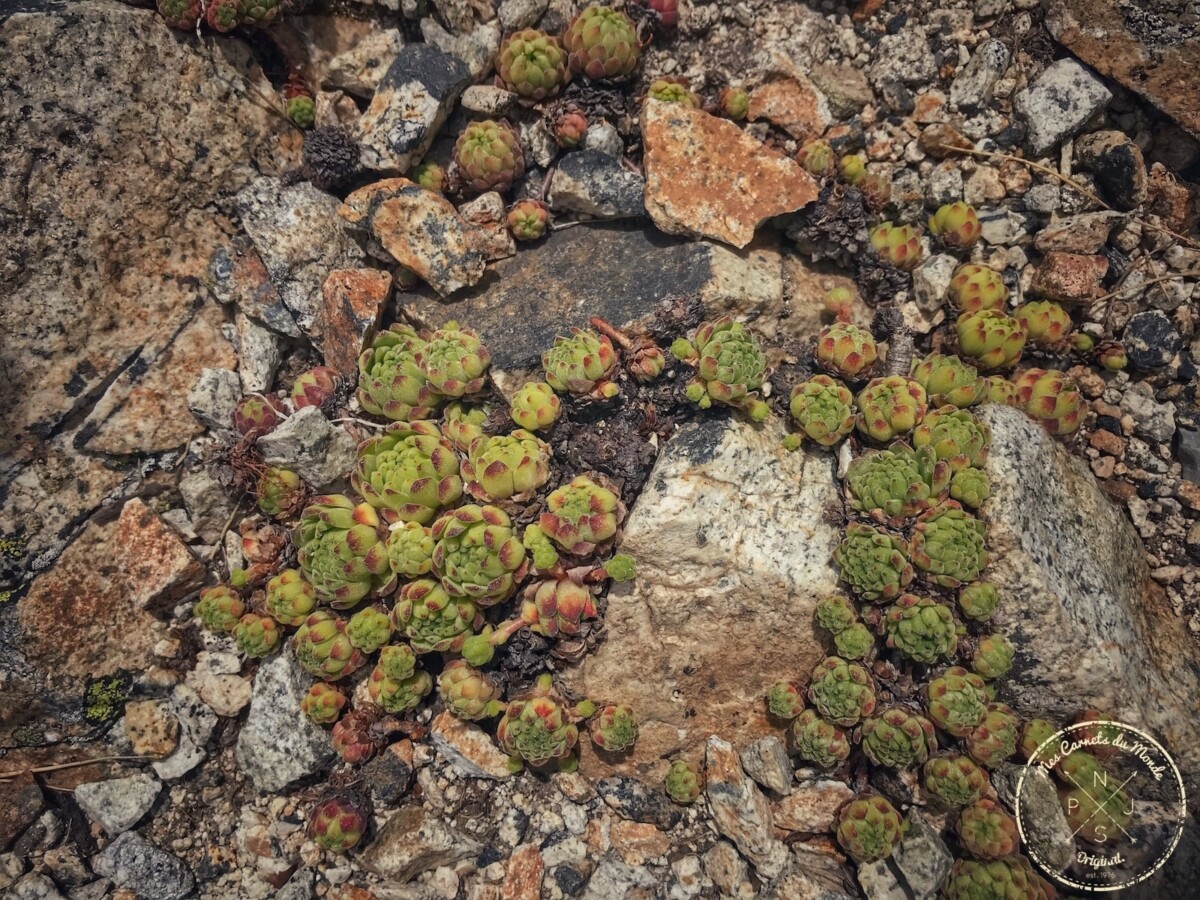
[[1093, 269, 1200, 304], [0, 755, 159, 781], [206, 498, 244, 565]]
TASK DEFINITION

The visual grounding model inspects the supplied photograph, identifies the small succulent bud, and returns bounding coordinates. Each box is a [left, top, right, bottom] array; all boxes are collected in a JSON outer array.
[[839, 154, 866, 184], [797, 140, 836, 178], [460, 620, 526, 667], [521, 579, 598, 638], [368, 647, 433, 714], [884, 594, 958, 664], [454, 120, 525, 194], [346, 606, 394, 655], [496, 674, 590, 772], [539, 475, 625, 558], [257, 467, 305, 519], [834, 623, 875, 660], [601, 553, 637, 582], [510, 381, 561, 432], [307, 791, 370, 853], [195, 585, 246, 634], [928, 202, 981, 248], [386, 522, 436, 579], [286, 96, 316, 130], [861, 706, 937, 769], [856, 376, 928, 443], [626, 343, 666, 382], [265, 569, 317, 627], [790, 375, 856, 447], [462, 431, 551, 503], [950, 466, 989, 508], [590, 704, 638, 752], [1012, 368, 1083, 435], [234, 613, 280, 659], [790, 709, 851, 769], [157, 0, 201, 30], [718, 86, 749, 120], [410, 162, 446, 193], [647, 77, 701, 108], [766, 681, 805, 720], [665, 759, 703, 804], [507, 200, 550, 241], [822, 286, 854, 316], [1096, 340, 1128, 371], [523, 523, 561, 571], [965, 702, 1019, 768], [438, 659, 504, 720], [543, 328, 620, 399], [232, 394, 288, 435], [815, 595, 858, 635], [958, 581, 1000, 621], [869, 222, 922, 271], [980, 375, 1020, 406], [674, 317, 770, 421], [923, 754, 987, 807], [554, 110, 589, 148], [497, 29, 568, 102], [1015, 301, 1072, 348], [291, 367, 340, 410], [808, 657, 877, 726], [948, 264, 1007, 313], [301, 682, 347, 725], [1070, 331, 1096, 353]]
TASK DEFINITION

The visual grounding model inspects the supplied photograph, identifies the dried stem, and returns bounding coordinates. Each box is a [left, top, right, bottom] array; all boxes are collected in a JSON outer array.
[[0, 755, 160, 781]]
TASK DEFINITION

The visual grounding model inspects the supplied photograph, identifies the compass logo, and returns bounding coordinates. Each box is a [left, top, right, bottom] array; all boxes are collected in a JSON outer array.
[[1014, 720, 1187, 892]]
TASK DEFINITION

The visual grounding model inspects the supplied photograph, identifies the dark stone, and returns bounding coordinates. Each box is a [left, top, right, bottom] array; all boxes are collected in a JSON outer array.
[[93, 832, 195, 900], [363, 743, 415, 805], [1123, 310, 1182, 370], [0, 772, 44, 851], [595, 776, 682, 830], [1076, 130, 1147, 211], [548, 150, 646, 219], [879, 80, 915, 114], [1136, 480, 1157, 499], [551, 864, 589, 896], [1095, 415, 1123, 435], [374, 45, 472, 159], [1178, 426, 1200, 484]]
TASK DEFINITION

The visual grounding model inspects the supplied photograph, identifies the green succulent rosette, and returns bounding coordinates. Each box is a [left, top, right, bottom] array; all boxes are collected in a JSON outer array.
[[353, 421, 463, 525]]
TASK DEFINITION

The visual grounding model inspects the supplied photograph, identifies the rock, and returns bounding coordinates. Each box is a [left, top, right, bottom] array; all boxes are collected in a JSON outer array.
[[581, 857, 656, 899], [184, 651, 252, 717], [236, 653, 334, 793], [879, 80, 917, 115], [1123, 310, 1182, 371], [460, 85, 519, 117], [1033, 212, 1123, 254], [420, 17, 501, 81], [1075, 130, 1147, 211], [705, 737, 789, 879], [324, 28, 406, 98], [977, 208, 1029, 246], [925, 164, 963, 207], [547, 150, 645, 219], [317, 269, 392, 379], [339, 179, 488, 296], [1014, 58, 1112, 155], [740, 737, 793, 796], [73, 773, 161, 835], [991, 763, 1074, 872], [1028, 252, 1107, 303], [256, 407, 358, 490], [641, 100, 819, 248], [1120, 382, 1176, 443], [93, 832, 194, 900], [151, 684, 218, 781], [10, 874, 66, 900], [187, 369, 241, 434], [0, 773, 44, 853], [762, 845, 857, 900], [275, 868, 317, 900], [890, 811, 952, 899], [912, 254, 959, 314], [362, 807, 483, 882], [364, 740, 416, 805], [611, 820, 670, 866], [869, 26, 937, 88], [458, 192, 517, 261], [771, 776, 854, 833], [669, 855, 707, 899], [747, 76, 831, 143], [583, 123, 624, 158], [595, 777, 681, 831], [703, 841, 748, 897], [566, 418, 839, 774], [356, 43, 472, 173], [503, 844, 545, 900], [179, 468, 235, 545], [499, 0, 549, 31], [808, 64, 873, 119], [980, 404, 1200, 785], [1022, 184, 1061, 215], [236, 177, 364, 334], [430, 710, 513, 779], [236, 312, 284, 395], [124, 700, 180, 759], [209, 238, 300, 339], [951, 39, 1011, 111]]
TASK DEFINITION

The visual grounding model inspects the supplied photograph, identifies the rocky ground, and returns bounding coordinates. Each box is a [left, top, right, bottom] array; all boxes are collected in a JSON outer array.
[[2, 0, 1200, 898]]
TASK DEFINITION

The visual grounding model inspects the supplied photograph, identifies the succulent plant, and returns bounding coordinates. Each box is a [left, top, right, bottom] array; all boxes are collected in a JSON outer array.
[[345, 606, 394, 654], [925, 667, 988, 737], [957, 798, 1019, 859], [947, 264, 1007, 313], [432, 504, 528, 604], [923, 754, 988, 807], [672, 317, 771, 421], [1057, 749, 1107, 786], [789, 375, 856, 446], [507, 199, 550, 241], [522, 523, 561, 571], [307, 792, 370, 853], [542, 328, 620, 399], [943, 856, 1056, 900], [1061, 783, 1132, 844], [195, 585, 246, 633], [1019, 718, 1058, 762], [264, 569, 317, 626], [411, 162, 447, 192], [836, 795, 904, 863], [833, 523, 915, 603], [392, 578, 478, 654], [331, 708, 384, 765], [239, 0, 283, 27], [301, 682, 347, 725], [353, 422, 463, 525], [563, 5, 640, 80], [454, 120, 526, 194], [357, 324, 439, 422], [797, 140, 836, 178], [884, 594, 959, 664], [869, 222, 922, 271], [856, 376, 928, 443], [1071, 332, 1095, 353], [157, 0, 201, 30], [1012, 368, 1083, 436], [497, 674, 594, 772], [415, 322, 491, 399], [205, 0, 241, 32], [845, 441, 951, 523], [912, 406, 991, 472], [815, 595, 858, 635], [368, 645, 434, 714], [602, 553, 637, 582], [956, 310, 1026, 372], [958, 582, 1000, 622], [790, 709, 851, 769], [815, 323, 878, 380], [647, 78, 701, 107], [808, 656, 877, 726], [257, 467, 305, 519], [859, 171, 893, 211], [590, 704, 638, 752], [440, 401, 490, 453], [966, 702, 1020, 768], [1096, 340, 1128, 371], [293, 611, 368, 681], [385, 521, 435, 578], [553, 109, 589, 147], [971, 634, 1014, 681], [909, 501, 988, 588], [665, 760, 703, 804], [521, 578, 598, 638], [291, 367, 339, 410], [950, 467, 990, 509], [438, 659, 504, 720], [928, 202, 981, 248], [862, 706, 937, 769], [840, 154, 866, 185], [718, 86, 749, 120], [297, 496, 394, 606], [538, 474, 624, 557], [911, 354, 984, 409], [1015, 301, 1072, 348], [834, 623, 875, 660], [234, 613, 280, 658], [766, 681, 805, 720], [510, 381, 561, 432], [497, 29, 569, 101], [1073, 709, 1121, 757], [462, 431, 551, 503], [233, 394, 288, 435]]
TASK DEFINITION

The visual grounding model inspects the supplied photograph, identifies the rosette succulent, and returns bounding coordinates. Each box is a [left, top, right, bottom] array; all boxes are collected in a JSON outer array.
[[845, 441, 951, 523], [981, 375, 1019, 406], [234, 614, 280, 658], [497, 29, 568, 101], [869, 222, 922, 271], [510, 381, 561, 431], [293, 611, 367, 681], [665, 760, 703, 804], [884, 594, 958, 663], [950, 467, 990, 508], [233, 394, 288, 435], [833, 523, 914, 602], [158, 0, 201, 30], [718, 86, 749, 120], [431, 504, 528, 604], [368, 645, 433, 714], [301, 682, 347, 725], [415, 323, 491, 399], [553, 109, 588, 147], [815, 595, 858, 635], [840, 154, 866, 184], [860, 171, 892, 211], [909, 501, 988, 588], [956, 310, 1026, 371], [789, 375, 856, 446], [957, 799, 1019, 859], [836, 795, 904, 863], [462, 431, 551, 502], [538, 474, 624, 557], [205, 0, 241, 32], [808, 656, 877, 726], [346, 606, 394, 654], [542, 328, 620, 399], [925, 667, 988, 737], [507, 199, 550, 241], [590, 704, 638, 752], [496, 674, 594, 772], [307, 792, 370, 853], [647, 78, 701, 107], [943, 857, 1056, 900], [966, 703, 1020, 768], [195, 585, 246, 633], [1061, 784, 1132, 844], [291, 367, 339, 410], [411, 162, 446, 192], [1019, 719, 1057, 762], [797, 140, 836, 178], [1097, 341, 1128, 371], [563, 4, 640, 80], [1012, 368, 1083, 435], [441, 401, 490, 453], [297, 496, 394, 606], [521, 578, 598, 638], [353, 421, 463, 525], [912, 406, 991, 471], [923, 754, 988, 807], [958, 582, 999, 622], [815, 323, 878, 380], [392, 579, 478, 654], [861, 707, 937, 769], [385, 521, 435, 578], [357, 324, 439, 422], [911, 354, 984, 408], [948, 264, 1007, 313], [767, 681, 805, 720], [454, 120, 526, 194], [257, 467, 305, 519], [438, 659, 504, 720], [928, 202, 981, 248], [856, 376, 928, 443], [264, 569, 317, 626], [1015, 301, 1072, 348], [835, 623, 875, 660], [971, 634, 1015, 681], [672, 317, 770, 421], [790, 709, 851, 769], [332, 708, 384, 765]]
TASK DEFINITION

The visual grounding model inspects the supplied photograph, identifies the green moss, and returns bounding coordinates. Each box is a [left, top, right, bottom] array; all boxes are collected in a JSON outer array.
[[12, 726, 44, 747], [84, 674, 131, 724]]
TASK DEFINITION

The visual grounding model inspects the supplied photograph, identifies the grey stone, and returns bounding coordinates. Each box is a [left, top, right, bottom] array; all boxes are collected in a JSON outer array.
[[362, 807, 482, 882], [992, 763, 1074, 872], [925, 165, 963, 207], [460, 85, 518, 117], [668, 855, 707, 899], [499, 0, 549, 31], [1120, 382, 1176, 444], [236, 652, 335, 793], [702, 841, 748, 897], [809, 64, 874, 118], [978, 207, 1028, 245], [179, 467, 234, 545], [356, 44, 473, 173], [256, 407, 358, 490], [869, 26, 937, 88], [420, 17, 501, 81], [856, 861, 905, 900], [184, 651, 252, 717], [275, 868, 317, 900], [706, 737, 790, 879], [208, 238, 300, 339], [10, 874, 66, 900], [93, 832, 194, 900], [236, 312, 283, 394], [891, 811, 952, 899], [1179, 426, 1200, 484], [186, 368, 241, 433], [150, 685, 216, 781], [762, 844, 858, 900], [583, 123, 625, 158], [74, 773, 161, 836], [950, 39, 1011, 111], [595, 777, 681, 831], [740, 737, 793, 796], [1123, 310, 1182, 371], [1014, 58, 1112, 155], [548, 150, 645, 219], [1023, 183, 1061, 214], [324, 29, 406, 98], [582, 858, 657, 899], [912, 254, 958, 314]]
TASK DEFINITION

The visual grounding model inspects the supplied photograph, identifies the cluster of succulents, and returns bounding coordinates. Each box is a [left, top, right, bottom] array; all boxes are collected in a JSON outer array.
[[671, 317, 770, 421], [157, 0, 289, 32]]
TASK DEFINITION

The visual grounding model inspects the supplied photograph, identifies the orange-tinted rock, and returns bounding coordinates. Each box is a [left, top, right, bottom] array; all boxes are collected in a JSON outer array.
[[642, 100, 819, 248], [772, 778, 853, 833], [318, 269, 392, 378], [1029, 252, 1107, 303], [124, 700, 181, 758], [1147, 162, 1199, 233], [611, 820, 671, 866], [747, 76, 831, 142], [0, 772, 44, 851], [429, 710, 512, 779], [502, 844, 545, 900]]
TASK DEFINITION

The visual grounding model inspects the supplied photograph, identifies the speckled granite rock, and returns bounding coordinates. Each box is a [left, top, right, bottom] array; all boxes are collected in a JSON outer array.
[[93, 832, 194, 900], [705, 737, 789, 879], [362, 807, 482, 882], [1013, 58, 1111, 155], [548, 150, 646, 219]]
